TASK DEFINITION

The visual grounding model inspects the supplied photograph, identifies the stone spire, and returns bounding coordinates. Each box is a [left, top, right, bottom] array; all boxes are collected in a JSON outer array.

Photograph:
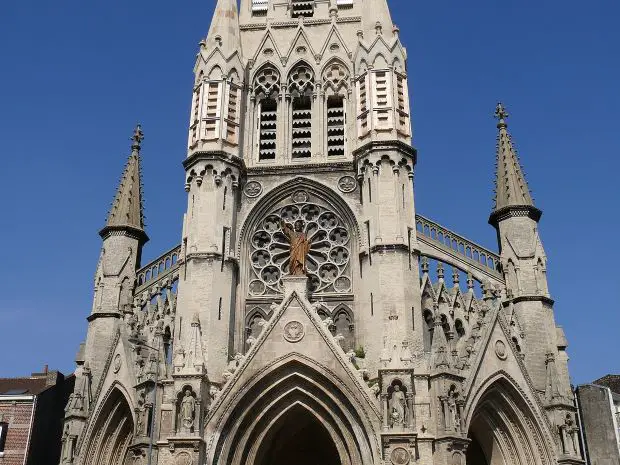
[[205, 0, 242, 57], [100, 125, 148, 243], [362, 0, 393, 38], [489, 103, 541, 226]]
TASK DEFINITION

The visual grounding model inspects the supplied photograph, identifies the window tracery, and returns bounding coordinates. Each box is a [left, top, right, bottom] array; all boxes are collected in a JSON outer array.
[[323, 62, 349, 157], [248, 192, 352, 296], [254, 66, 281, 160], [289, 64, 315, 158]]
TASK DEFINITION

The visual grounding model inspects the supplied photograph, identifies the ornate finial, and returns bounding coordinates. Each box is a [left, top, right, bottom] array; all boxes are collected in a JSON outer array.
[[437, 262, 445, 281], [494, 102, 509, 127], [131, 124, 144, 151], [452, 268, 460, 287], [421, 257, 429, 274], [466, 273, 474, 291]]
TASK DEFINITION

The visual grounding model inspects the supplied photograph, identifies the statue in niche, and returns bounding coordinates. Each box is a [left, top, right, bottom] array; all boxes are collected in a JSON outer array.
[[560, 414, 579, 456], [281, 220, 311, 276], [180, 389, 196, 433], [447, 386, 461, 431], [390, 384, 407, 427]]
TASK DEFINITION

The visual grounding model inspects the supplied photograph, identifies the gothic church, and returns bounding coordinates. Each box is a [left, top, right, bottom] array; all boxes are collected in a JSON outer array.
[[59, 1, 585, 464]]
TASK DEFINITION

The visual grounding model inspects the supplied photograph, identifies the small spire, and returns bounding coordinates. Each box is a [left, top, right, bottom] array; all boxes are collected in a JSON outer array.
[[205, 0, 242, 58], [362, 0, 393, 38], [490, 103, 542, 226], [100, 125, 148, 244]]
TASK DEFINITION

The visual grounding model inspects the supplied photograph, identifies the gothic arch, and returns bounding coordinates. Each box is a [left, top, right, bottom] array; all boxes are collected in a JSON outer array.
[[239, 177, 361, 258], [465, 375, 555, 465], [82, 386, 133, 465], [208, 356, 380, 465]]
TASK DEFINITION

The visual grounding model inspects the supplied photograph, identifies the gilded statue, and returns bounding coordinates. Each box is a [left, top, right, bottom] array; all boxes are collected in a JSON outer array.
[[281, 220, 311, 276]]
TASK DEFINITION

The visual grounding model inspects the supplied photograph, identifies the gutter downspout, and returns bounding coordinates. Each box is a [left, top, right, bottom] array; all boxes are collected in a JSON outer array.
[[574, 388, 590, 465], [22, 396, 37, 465]]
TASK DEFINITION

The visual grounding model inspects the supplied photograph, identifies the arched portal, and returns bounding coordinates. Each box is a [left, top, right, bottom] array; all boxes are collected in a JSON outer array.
[[210, 356, 379, 465], [84, 388, 133, 465], [465, 378, 553, 465], [254, 404, 340, 465]]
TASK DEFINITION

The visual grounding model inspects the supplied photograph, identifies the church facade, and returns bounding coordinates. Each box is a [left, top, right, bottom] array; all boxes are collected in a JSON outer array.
[[59, 1, 585, 464]]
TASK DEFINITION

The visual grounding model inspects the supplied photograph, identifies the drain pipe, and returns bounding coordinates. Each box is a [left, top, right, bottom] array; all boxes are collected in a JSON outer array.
[[574, 387, 589, 465]]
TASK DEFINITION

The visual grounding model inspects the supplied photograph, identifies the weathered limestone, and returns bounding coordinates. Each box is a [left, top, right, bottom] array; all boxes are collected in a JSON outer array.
[[60, 2, 583, 465]]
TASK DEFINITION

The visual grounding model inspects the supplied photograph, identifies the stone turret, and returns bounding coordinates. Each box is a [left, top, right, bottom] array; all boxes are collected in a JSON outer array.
[[489, 104, 571, 398], [175, 0, 246, 389], [85, 126, 148, 387]]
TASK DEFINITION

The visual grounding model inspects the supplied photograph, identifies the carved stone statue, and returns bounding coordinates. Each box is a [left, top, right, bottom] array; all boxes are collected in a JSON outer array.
[[181, 389, 196, 432], [390, 385, 406, 427], [281, 220, 311, 276]]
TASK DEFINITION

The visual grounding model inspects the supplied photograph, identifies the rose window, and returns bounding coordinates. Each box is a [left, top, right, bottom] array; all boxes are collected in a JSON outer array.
[[249, 192, 352, 296]]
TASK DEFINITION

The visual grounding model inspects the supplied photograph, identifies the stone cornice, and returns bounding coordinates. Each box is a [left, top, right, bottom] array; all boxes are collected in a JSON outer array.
[[353, 140, 418, 165], [183, 150, 247, 174], [489, 205, 542, 227], [99, 225, 149, 245], [87, 312, 122, 323], [246, 160, 354, 176], [504, 295, 555, 306]]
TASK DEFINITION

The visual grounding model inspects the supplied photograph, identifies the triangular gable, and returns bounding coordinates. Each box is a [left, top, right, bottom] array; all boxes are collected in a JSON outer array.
[[319, 25, 353, 59], [461, 303, 554, 434], [251, 29, 285, 65], [284, 26, 318, 63], [206, 286, 381, 422]]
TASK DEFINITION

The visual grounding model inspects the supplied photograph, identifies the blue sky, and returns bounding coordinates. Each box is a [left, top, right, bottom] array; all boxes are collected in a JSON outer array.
[[0, 0, 617, 384]]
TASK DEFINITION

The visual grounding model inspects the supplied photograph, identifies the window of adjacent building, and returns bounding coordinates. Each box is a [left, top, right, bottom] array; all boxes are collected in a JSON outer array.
[[254, 66, 281, 161], [0, 422, 8, 453], [291, 0, 314, 18], [288, 63, 315, 159]]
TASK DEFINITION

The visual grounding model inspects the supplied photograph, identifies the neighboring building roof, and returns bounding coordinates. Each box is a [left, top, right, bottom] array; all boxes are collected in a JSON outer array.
[[0, 368, 64, 397], [594, 375, 620, 395], [0, 377, 49, 396]]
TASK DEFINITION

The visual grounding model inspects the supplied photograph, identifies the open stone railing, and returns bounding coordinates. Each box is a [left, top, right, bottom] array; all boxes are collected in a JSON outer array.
[[415, 215, 503, 285], [136, 245, 182, 294]]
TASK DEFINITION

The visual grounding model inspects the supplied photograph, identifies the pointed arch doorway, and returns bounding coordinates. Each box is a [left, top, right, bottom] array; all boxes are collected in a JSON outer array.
[[465, 378, 553, 465], [254, 404, 340, 465]]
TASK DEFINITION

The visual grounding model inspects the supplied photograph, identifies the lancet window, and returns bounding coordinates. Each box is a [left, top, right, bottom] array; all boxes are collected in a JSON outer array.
[[224, 71, 242, 145], [254, 66, 281, 161], [323, 62, 349, 157], [395, 72, 410, 135], [289, 64, 315, 159], [356, 70, 370, 137], [372, 69, 392, 128]]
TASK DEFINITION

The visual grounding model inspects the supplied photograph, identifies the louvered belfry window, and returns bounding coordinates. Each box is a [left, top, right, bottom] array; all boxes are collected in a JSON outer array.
[[396, 73, 410, 135], [203, 82, 222, 140], [254, 66, 280, 161], [291, 0, 314, 18], [288, 64, 315, 159], [327, 96, 345, 156], [356, 73, 370, 137], [225, 83, 241, 145], [323, 62, 349, 157]]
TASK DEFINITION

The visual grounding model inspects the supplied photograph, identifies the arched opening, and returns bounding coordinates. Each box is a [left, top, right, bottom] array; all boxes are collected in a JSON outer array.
[[84, 388, 133, 465], [465, 378, 553, 465], [211, 357, 378, 465], [255, 404, 340, 465]]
